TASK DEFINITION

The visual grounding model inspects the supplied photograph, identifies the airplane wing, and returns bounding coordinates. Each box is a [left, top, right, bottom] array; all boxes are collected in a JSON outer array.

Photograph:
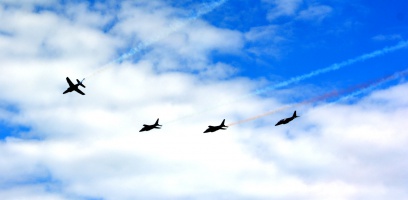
[[66, 77, 74, 87], [74, 88, 85, 95]]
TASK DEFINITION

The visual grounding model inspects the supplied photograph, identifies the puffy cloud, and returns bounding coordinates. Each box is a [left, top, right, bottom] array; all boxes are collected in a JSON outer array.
[[244, 83, 408, 199], [110, 1, 244, 73]]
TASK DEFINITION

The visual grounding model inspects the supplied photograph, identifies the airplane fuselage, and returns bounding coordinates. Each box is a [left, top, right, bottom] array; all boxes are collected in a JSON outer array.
[[203, 126, 227, 133], [139, 119, 162, 132], [203, 120, 228, 133], [63, 84, 80, 94], [275, 111, 299, 126], [63, 77, 85, 95], [275, 117, 294, 126], [139, 125, 160, 132]]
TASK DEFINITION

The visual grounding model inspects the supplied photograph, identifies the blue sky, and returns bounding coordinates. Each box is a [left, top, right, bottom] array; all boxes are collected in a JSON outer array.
[[1, 0, 408, 199], [206, 0, 408, 84]]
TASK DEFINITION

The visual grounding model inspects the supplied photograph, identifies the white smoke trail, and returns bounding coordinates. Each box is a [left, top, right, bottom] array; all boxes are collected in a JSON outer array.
[[84, 0, 229, 79], [251, 40, 408, 96], [112, 0, 228, 64], [328, 68, 408, 105], [165, 41, 408, 124], [228, 68, 408, 126]]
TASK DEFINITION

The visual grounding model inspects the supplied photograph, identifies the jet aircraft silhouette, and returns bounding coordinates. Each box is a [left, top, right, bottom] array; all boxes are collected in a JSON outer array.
[[203, 119, 228, 133], [63, 77, 86, 95], [139, 118, 162, 132], [275, 111, 299, 126]]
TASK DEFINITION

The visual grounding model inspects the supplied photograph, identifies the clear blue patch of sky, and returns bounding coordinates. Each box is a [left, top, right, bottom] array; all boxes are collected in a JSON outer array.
[[0, 122, 31, 140], [0, 104, 31, 140], [199, 0, 408, 92]]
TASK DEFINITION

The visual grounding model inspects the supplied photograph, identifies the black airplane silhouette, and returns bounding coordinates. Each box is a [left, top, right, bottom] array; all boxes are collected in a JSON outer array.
[[203, 119, 228, 133], [275, 111, 299, 126], [139, 118, 162, 132], [63, 77, 86, 95]]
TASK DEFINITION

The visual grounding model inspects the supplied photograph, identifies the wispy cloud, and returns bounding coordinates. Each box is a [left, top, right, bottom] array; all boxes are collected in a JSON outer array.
[[244, 25, 289, 58], [262, 0, 332, 23], [372, 34, 403, 42], [262, 0, 303, 20], [297, 5, 332, 22]]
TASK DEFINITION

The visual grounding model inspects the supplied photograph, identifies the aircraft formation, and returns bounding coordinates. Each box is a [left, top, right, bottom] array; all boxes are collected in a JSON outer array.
[[63, 77, 300, 133]]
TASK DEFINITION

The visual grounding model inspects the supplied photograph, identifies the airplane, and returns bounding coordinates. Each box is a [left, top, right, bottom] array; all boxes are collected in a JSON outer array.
[[275, 111, 299, 126], [63, 77, 86, 95], [139, 118, 162, 132], [203, 119, 228, 133]]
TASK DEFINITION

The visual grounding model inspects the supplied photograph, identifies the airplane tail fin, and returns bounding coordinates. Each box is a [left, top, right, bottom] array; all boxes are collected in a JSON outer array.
[[77, 79, 86, 88], [155, 118, 159, 125], [221, 119, 227, 127], [293, 111, 299, 118]]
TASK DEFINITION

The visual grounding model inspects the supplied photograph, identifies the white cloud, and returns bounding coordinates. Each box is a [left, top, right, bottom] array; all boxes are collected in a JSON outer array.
[[245, 25, 283, 42], [372, 34, 403, 42], [240, 83, 408, 199], [1, 0, 408, 199], [244, 25, 289, 57], [262, 0, 332, 23], [142, 21, 243, 73], [297, 5, 333, 22], [0, 0, 57, 10], [263, 0, 303, 21], [110, 2, 244, 73], [0, 184, 67, 200]]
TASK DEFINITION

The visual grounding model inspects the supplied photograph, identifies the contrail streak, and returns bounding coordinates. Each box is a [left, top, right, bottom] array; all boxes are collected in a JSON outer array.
[[329, 68, 408, 105], [228, 68, 408, 126], [165, 40, 408, 125], [84, 0, 229, 79], [227, 87, 348, 126], [250, 40, 408, 96]]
